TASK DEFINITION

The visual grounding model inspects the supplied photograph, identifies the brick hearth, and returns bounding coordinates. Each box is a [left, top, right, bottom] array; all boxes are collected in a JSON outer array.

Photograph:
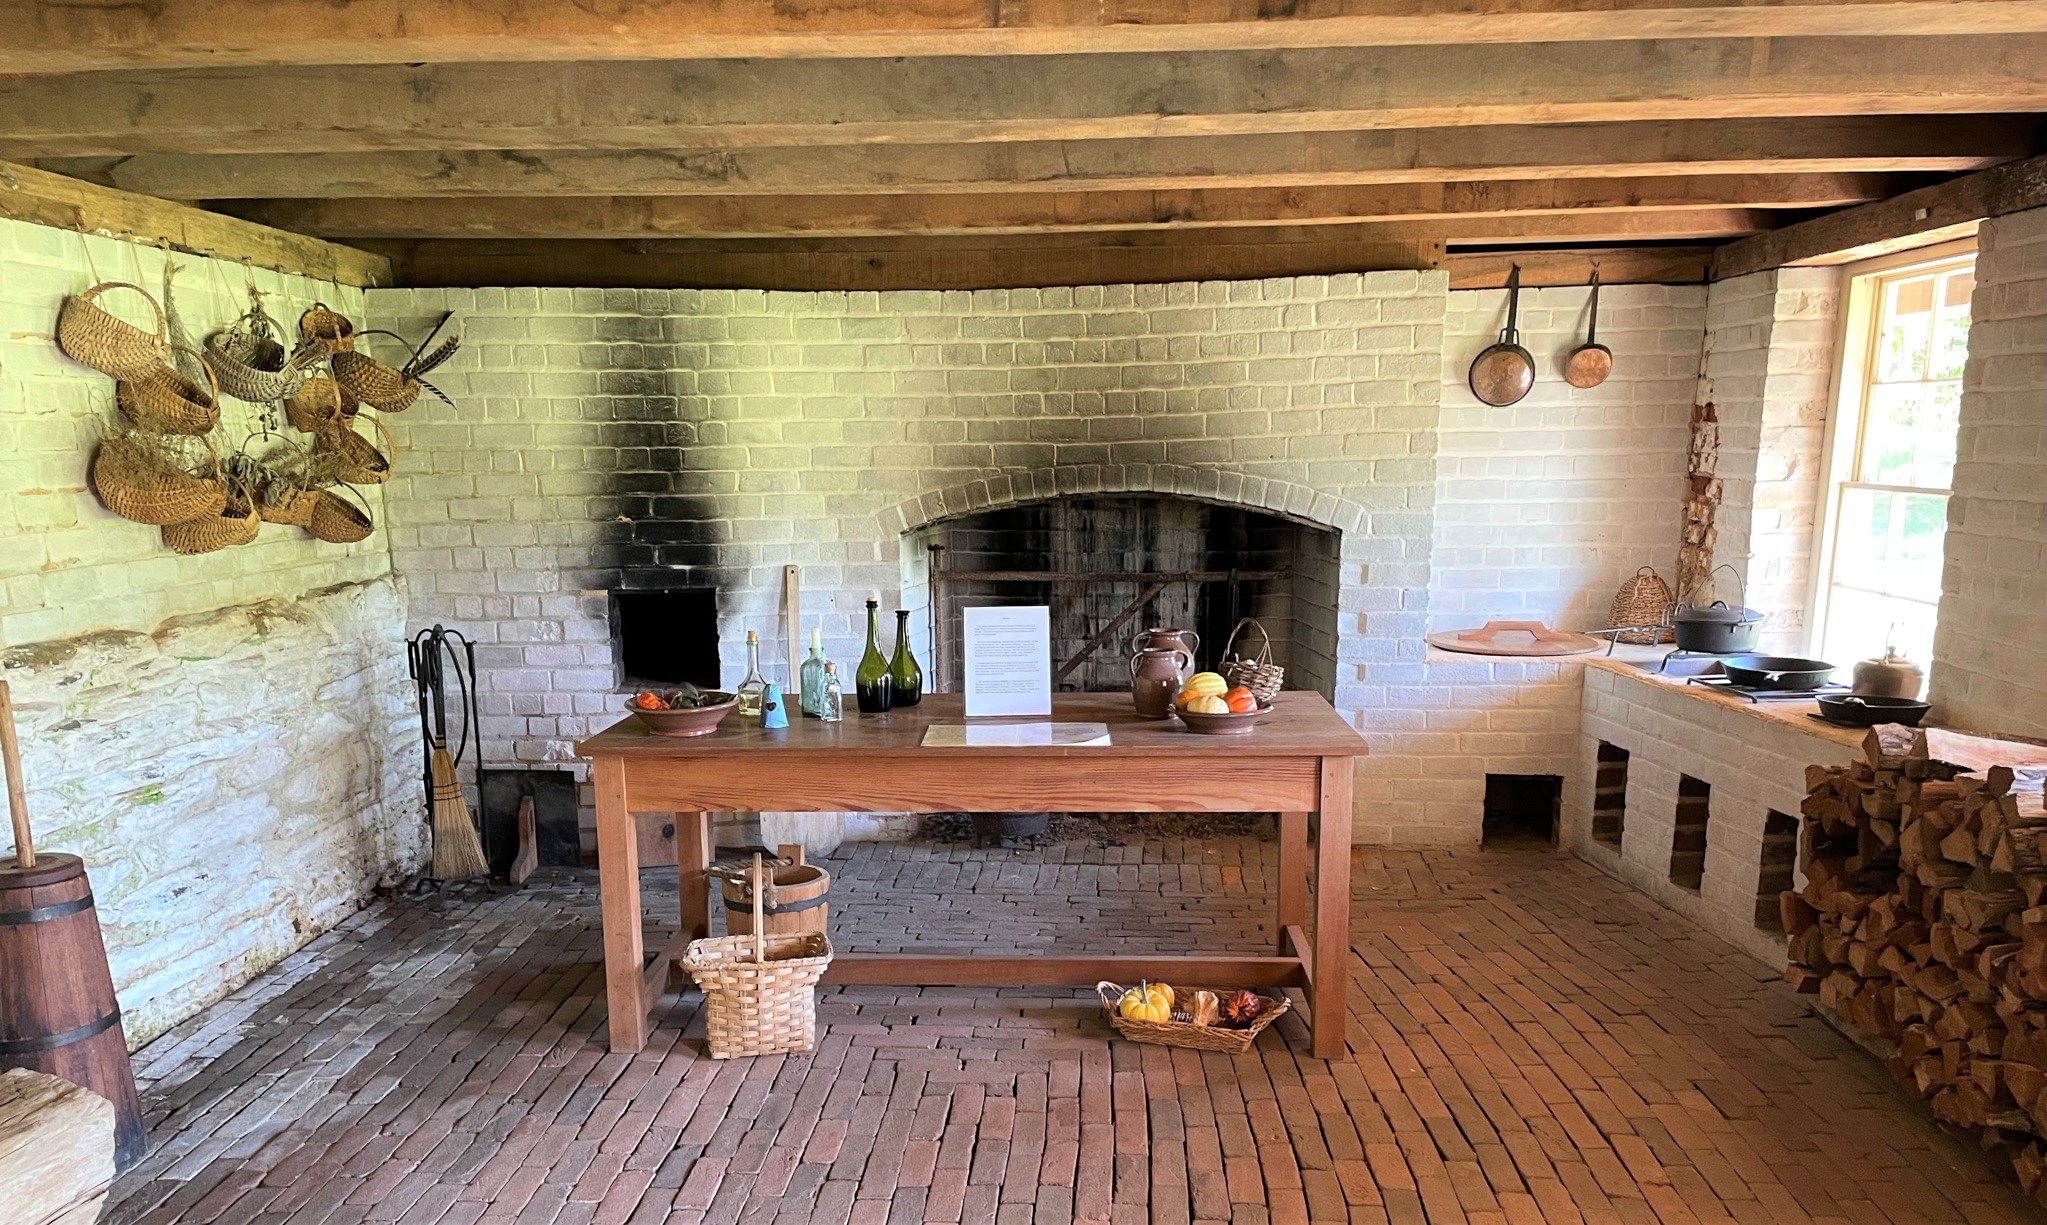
[[106, 835, 2031, 1225]]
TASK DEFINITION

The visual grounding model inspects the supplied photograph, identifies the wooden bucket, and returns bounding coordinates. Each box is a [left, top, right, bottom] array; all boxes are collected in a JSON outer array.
[[721, 861, 830, 938], [0, 853, 146, 1169]]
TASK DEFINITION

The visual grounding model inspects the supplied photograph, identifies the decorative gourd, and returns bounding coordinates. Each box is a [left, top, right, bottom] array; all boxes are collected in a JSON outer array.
[[1219, 990, 1262, 1028]]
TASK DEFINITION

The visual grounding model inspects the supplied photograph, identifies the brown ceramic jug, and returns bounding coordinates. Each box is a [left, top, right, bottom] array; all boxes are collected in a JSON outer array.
[[1130, 646, 1193, 719], [1131, 627, 1199, 680]]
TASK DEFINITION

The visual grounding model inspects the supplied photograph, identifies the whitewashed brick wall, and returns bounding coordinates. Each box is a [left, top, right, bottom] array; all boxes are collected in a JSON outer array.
[[1931, 205, 2047, 738], [1408, 285, 1702, 840], [1698, 268, 1840, 652], [373, 274, 1467, 840], [0, 217, 422, 1043], [0, 219, 390, 648], [1568, 662, 1857, 966]]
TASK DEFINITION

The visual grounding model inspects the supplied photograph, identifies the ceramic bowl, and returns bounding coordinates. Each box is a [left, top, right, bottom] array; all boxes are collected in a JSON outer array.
[[1172, 703, 1273, 736], [631, 691, 740, 737]]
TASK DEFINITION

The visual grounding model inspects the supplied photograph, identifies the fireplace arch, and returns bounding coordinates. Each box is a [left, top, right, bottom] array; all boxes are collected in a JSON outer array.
[[896, 472, 1343, 698]]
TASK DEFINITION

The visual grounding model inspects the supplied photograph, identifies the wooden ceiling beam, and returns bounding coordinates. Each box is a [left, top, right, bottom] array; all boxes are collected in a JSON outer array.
[[47, 117, 2023, 200], [1445, 247, 1713, 288], [6, 37, 2046, 158], [0, 160, 388, 287], [1712, 152, 2047, 278], [11, 0, 2047, 71], [217, 175, 1880, 240]]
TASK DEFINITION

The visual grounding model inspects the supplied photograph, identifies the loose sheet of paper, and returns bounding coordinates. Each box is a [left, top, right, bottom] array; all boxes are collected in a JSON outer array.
[[920, 722, 1111, 748], [962, 605, 1052, 716]]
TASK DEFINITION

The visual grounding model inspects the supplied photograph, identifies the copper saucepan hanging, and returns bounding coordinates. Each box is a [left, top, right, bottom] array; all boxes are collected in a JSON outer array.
[[1468, 264, 1535, 407], [1564, 268, 1614, 389]]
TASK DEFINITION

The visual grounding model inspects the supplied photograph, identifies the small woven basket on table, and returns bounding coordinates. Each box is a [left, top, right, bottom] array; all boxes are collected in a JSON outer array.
[[1094, 982, 1289, 1054], [57, 282, 169, 380], [1217, 617, 1285, 705], [681, 854, 833, 1059], [1606, 566, 1676, 644]]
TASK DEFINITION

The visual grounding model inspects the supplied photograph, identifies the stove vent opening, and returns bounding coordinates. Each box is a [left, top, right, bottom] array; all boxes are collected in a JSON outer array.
[[1482, 773, 1561, 847], [1755, 809, 1799, 931], [612, 588, 720, 690], [1670, 775, 1712, 890], [1592, 742, 1629, 847]]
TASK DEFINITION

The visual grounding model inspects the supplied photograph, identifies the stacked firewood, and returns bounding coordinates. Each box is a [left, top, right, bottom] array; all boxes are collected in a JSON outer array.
[[1787, 725, 2047, 1197]]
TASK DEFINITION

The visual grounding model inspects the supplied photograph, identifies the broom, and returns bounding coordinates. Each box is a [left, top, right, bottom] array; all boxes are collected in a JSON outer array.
[[410, 626, 490, 880]]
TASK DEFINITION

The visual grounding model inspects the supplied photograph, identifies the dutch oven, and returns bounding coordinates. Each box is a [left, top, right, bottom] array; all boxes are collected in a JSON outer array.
[[1720, 653, 1835, 691], [1669, 600, 1764, 653]]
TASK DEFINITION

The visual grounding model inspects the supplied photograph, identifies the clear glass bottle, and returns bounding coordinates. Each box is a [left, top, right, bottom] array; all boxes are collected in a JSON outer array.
[[737, 628, 767, 719], [855, 597, 894, 713], [799, 623, 828, 717], [818, 661, 844, 723], [889, 609, 923, 708]]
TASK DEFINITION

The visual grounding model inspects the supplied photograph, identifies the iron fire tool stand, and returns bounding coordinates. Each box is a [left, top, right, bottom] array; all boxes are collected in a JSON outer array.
[[407, 624, 486, 879]]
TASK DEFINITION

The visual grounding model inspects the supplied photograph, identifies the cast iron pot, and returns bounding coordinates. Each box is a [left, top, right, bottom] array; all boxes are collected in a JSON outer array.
[[1669, 600, 1764, 653], [1815, 693, 1931, 728], [1720, 653, 1834, 691]]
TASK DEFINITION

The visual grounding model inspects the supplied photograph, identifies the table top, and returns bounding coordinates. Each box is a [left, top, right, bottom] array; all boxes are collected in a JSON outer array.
[[577, 691, 1368, 759]]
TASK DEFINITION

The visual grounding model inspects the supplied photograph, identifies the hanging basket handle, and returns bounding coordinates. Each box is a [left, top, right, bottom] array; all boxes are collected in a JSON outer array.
[[80, 281, 167, 342], [1222, 617, 1272, 664], [750, 853, 766, 965]]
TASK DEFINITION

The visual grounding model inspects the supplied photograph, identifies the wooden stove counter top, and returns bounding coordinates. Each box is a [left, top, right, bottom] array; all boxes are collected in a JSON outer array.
[[1585, 656, 1867, 749], [576, 690, 1369, 758]]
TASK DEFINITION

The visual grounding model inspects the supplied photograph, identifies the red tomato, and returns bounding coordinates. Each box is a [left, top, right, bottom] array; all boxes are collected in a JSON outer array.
[[1223, 687, 1258, 713]]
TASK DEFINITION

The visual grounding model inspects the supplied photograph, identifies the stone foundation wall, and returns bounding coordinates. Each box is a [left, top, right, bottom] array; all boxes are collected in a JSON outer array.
[[0, 217, 422, 1044]]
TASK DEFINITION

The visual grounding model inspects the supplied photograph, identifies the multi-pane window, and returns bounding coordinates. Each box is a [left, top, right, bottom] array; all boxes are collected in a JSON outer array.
[[1813, 248, 1974, 671]]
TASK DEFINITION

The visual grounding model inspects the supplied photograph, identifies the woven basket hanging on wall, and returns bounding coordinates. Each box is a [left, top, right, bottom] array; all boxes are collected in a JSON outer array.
[[1606, 566, 1675, 644]]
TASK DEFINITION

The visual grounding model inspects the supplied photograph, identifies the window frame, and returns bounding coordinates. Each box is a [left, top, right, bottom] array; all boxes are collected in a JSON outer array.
[[1805, 237, 1977, 663]]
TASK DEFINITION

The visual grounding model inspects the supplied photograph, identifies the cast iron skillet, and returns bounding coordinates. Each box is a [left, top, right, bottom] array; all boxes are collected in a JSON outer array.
[[1719, 653, 1834, 691], [1815, 693, 1931, 728]]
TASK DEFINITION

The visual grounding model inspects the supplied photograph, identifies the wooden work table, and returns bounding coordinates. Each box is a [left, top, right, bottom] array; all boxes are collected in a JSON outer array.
[[575, 691, 1369, 1059]]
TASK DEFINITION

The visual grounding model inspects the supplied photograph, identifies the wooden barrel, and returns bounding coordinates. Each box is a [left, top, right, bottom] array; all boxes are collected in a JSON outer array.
[[0, 854, 146, 1170], [722, 862, 829, 938]]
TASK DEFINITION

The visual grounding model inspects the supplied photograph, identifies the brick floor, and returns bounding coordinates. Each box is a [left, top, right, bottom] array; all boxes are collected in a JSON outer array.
[[104, 834, 2043, 1224]]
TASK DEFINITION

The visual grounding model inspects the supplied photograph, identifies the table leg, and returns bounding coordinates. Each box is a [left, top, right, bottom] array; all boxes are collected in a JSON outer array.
[[1277, 811, 1307, 953], [593, 755, 648, 1053], [678, 811, 711, 942], [1311, 756, 1354, 1059]]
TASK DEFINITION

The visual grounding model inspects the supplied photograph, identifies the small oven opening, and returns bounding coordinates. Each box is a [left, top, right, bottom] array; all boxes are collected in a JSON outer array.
[[612, 588, 721, 690]]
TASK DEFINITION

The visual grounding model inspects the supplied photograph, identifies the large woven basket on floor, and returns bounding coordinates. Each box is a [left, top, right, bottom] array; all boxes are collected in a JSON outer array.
[[681, 854, 832, 1058], [115, 346, 219, 435], [1095, 982, 1289, 1054], [1218, 617, 1285, 704], [58, 282, 169, 379], [1606, 566, 1675, 644]]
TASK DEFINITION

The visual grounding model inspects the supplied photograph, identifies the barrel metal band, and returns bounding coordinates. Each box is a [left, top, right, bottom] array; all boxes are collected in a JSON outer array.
[[0, 894, 94, 925], [0, 1009, 120, 1055], [723, 893, 828, 914]]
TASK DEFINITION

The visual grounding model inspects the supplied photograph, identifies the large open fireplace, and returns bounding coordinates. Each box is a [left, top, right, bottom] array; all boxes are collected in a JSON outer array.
[[904, 494, 1339, 696]]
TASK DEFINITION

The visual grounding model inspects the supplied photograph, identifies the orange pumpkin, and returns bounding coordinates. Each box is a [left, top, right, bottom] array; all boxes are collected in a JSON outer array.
[[1222, 686, 1258, 713]]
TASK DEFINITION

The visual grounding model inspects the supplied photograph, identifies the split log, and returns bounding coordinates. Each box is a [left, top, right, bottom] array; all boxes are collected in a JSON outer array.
[[0, 1068, 115, 1225]]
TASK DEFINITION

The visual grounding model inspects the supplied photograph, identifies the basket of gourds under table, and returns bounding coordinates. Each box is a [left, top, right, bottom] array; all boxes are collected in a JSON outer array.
[[680, 853, 833, 1058], [1096, 980, 1289, 1054]]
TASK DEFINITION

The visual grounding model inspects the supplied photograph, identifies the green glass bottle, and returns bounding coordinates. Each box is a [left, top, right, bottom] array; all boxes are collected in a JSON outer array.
[[855, 597, 894, 713], [889, 609, 924, 708]]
